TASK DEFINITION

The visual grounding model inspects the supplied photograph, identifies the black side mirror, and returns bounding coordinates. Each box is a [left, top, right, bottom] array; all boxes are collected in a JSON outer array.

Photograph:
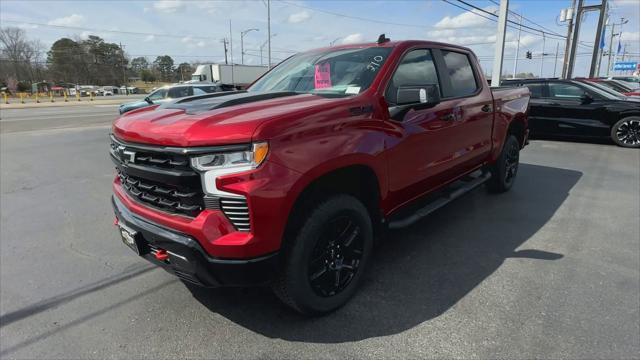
[[144, 96, 153, 104], [580, 93, 593, 104], [389, 84, 440, 120]]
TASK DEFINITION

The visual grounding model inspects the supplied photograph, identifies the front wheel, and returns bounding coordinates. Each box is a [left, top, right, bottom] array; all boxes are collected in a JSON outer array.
[[272, 194, 373, 315], [611, 117, 640, 148], [486, 134, 520, 193]]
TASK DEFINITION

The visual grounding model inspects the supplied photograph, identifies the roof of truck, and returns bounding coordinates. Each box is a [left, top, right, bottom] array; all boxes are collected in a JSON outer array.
[[303, 40, 474, 55]]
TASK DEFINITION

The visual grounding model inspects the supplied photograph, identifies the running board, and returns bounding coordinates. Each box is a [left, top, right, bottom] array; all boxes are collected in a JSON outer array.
[[388, 171, 491, 229]]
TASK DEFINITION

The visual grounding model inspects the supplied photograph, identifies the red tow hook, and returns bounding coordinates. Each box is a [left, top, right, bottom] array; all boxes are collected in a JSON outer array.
[[155, 249, 169, 262]]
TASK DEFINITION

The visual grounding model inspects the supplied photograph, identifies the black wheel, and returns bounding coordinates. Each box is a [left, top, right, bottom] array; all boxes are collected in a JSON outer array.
[[272, 194, 373, 314], [486, 135, 520, 193], [611, 117, 640, 148]]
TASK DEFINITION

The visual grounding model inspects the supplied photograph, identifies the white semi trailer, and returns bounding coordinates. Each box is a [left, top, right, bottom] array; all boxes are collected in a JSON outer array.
[[190, 64, 268, 89]]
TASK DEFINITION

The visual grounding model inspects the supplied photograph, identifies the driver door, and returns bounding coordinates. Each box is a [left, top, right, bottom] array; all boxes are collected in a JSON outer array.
[[542, 82, 607, 137]]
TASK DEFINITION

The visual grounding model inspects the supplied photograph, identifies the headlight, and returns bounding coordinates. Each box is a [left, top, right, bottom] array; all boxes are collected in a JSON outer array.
[[191, 142, 269, 197], [191, 142, 269, 171]]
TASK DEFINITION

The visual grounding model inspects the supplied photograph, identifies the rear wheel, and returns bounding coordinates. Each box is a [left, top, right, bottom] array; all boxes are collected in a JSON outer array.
[[611, 117, 640, 148], [486, 135, 520, 193], [273, 194, 373, 315]]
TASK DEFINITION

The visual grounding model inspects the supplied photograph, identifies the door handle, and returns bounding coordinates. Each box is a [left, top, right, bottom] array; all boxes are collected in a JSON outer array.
[[481, 104, 492, 113]]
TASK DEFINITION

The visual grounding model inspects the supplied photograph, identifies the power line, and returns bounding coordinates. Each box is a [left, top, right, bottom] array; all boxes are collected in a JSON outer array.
[[2, 20, 221, 41], [488, 0, 566, 38]]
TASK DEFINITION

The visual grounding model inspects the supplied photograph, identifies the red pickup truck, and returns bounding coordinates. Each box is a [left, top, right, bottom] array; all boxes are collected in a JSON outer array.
[[111, 38, 530, 314]]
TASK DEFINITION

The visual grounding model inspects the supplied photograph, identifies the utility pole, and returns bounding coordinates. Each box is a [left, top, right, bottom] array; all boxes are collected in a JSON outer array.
[[553, 42, 560, 77], [566, 0, 584, 79], [561, 0, 576, 78], [539, 33, 546, 78], [512, 12, 522, 79], [120, 42, 127, 95], [491, 0, 509, 87], [267, 0, 272, 68], [240, 28, 259, 65], [222, 38, 229, 64], [606, 18, 627, 76], [229, 20, 234, 85], [589, 0, 607, 78]]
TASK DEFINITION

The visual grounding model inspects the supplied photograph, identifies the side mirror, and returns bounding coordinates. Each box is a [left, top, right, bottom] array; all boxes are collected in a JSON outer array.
[[389, 84, 440, 120], [144, 96, 153, 104], [580, 93, 593, 104]]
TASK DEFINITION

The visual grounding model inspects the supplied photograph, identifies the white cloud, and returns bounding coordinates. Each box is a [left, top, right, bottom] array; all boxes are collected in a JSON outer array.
[[144, 35, 155, 42], [196, 41, 206, 47], [434, 6, 496, 29], [153, 0, 184, 13], [288, 11, 311, 23], [16, 23, 39, 30], [195, 1, 218, 14], [181, 35, 193, 43], [341, 33, 365, 44], [47, 14, 85, 27], [621, 32, 639, 42]]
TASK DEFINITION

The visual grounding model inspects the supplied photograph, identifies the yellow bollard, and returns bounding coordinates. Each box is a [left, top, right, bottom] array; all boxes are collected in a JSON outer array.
[[64, 91, 68, 102], [90, 92, 94, 101], [76, 91, 80, 102], [50, 92, 54, 102], [20, 93, 24, 104], [36, 92, 39, 103], [3, 92, 8, 104]]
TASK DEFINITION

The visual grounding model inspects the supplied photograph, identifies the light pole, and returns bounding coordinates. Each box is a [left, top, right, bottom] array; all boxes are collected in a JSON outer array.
[[606, 17, 628, 76], [329, 37, 341, 47], [241, 28, 259, 65], [260, 33, 277, 66]]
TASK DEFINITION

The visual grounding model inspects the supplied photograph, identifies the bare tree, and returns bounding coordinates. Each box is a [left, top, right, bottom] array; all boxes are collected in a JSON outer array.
[[0, 27, 30, 81]]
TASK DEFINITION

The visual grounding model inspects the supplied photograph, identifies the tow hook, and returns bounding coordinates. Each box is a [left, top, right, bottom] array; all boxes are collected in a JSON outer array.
[[155, 249, 169, 262]]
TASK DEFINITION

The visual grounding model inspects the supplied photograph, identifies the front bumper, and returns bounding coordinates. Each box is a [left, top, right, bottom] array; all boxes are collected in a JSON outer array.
[[112, 195, 278, 287]]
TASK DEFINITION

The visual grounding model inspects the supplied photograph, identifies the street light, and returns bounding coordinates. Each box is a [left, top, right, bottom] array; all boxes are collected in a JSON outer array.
[[240, 28, 259, 65]]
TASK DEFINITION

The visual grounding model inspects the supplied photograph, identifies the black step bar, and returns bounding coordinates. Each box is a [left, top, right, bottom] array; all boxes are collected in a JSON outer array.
[[388, 171, 492, 229]]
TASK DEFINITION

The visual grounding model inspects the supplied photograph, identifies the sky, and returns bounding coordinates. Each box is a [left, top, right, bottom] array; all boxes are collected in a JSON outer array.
[[1, 0, 639, 78]]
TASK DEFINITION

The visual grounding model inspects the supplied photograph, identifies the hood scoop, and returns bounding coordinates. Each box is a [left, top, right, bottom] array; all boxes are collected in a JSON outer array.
[[161, 91, 301, 114]]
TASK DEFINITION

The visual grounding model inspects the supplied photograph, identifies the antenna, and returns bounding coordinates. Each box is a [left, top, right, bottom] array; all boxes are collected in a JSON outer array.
[[377, 34, 390, 44]]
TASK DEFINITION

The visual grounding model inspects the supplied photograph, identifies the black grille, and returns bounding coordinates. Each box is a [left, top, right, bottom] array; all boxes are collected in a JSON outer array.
[[117, 169, 204, 217], [220, 198, 250, 232]]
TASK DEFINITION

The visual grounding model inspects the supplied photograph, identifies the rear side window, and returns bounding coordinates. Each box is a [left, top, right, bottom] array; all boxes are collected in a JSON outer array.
[[147, 88, 167, 101], [441, 51, 478, 97], [385, 49, 439, 104], [196, 86, 218, 93], [168, 86, 191, 98], [525, 83, 545, 98]]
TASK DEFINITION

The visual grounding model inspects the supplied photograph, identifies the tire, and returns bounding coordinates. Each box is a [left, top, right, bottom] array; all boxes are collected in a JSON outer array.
[[272, 194, 373, 315], [486, 134, 520, 193], [611, 117, 640, 148]]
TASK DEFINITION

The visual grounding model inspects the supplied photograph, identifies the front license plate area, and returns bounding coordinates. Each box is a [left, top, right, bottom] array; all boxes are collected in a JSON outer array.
[[119, 226, 143, 255]]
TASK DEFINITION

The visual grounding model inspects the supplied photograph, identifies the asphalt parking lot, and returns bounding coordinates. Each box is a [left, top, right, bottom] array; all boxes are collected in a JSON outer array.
[[1, 106, 639, 359]]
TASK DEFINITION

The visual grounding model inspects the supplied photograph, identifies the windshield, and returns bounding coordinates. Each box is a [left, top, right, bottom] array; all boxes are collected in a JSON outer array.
[[248, 47, 393, 97]]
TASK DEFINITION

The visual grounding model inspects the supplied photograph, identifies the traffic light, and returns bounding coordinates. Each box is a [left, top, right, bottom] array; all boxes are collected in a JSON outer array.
[[526, 51, 532, 59]]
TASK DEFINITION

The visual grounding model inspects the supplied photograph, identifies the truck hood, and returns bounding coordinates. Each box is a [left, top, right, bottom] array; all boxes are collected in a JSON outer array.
[[112, 92, 338, 147]]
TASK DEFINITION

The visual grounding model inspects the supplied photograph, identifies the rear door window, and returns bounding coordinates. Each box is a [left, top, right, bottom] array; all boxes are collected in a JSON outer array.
[[195, 86, 218, 93], [525, 83, 545, 98], [168, 86, 192, 98], [441, 50, 478, 97]]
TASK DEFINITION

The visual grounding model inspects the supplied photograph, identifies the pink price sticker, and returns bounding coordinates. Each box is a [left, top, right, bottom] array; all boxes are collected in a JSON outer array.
[[314, 63, 332, 89]]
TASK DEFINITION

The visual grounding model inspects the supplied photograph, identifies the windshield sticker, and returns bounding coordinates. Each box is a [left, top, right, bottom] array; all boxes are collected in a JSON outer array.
[[314, 63, 332, 89], [345, 86, 361, 95], [366, 55, 384, 72]]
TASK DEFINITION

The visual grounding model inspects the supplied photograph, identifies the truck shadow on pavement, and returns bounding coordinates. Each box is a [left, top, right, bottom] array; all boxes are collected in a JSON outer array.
[[187, 163, 582, 343]]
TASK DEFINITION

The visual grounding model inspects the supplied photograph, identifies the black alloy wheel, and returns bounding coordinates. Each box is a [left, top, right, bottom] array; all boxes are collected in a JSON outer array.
[[612, 118, 640, 148], [503, 138, 520, 187], [308, 215, 364, 297]]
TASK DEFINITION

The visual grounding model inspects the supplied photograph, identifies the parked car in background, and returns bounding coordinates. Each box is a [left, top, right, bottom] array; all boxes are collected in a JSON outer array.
[[503, 79, 640, 148], [577, 78, 640, 97], [118, 83, 221, 114], [609, 76, 640, 90]]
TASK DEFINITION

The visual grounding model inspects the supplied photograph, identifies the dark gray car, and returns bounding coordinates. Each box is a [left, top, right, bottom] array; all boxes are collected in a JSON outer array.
[[119, 83, 221, 114]]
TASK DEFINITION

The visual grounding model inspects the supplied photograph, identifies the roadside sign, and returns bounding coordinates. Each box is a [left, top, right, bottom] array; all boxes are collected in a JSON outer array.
[[613, 61, 638, 71]]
